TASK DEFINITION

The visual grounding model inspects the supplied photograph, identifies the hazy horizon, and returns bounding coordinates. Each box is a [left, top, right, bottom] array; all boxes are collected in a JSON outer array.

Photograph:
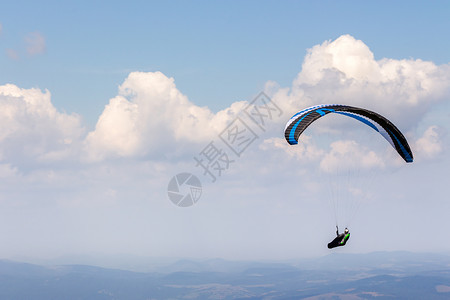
[[1, 251, 450, 299]]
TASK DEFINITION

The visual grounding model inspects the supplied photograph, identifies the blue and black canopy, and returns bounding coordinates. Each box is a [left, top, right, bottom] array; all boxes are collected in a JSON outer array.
[[284, 104, 413, 163]]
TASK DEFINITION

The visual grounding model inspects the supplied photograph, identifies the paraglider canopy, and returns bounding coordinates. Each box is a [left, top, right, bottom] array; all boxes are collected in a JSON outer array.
[[284, 104, 413, 163]]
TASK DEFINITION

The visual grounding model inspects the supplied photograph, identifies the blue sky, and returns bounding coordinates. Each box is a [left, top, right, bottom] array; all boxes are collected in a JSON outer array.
[[1, 1, 449, 125], [0, 1, 450, 265]]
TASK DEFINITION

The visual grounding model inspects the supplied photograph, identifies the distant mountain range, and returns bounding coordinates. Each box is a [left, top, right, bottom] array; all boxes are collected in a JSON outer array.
[[1, 251, 449, 299]]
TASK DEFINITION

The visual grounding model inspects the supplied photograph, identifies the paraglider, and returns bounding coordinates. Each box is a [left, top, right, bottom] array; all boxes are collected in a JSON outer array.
[[284, 104, 413, 249], [328, 226, 350, 249]]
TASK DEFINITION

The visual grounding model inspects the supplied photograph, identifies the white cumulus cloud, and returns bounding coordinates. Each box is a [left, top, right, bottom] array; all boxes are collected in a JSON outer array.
[[261, 136, 324, 164], [319, 140, 385, 173], [414, 126, 445, 160], [272, 35, 450, 132], [84, 71, 246, 161], [1, 34, 449, 171], [0, 84, 84, 166]]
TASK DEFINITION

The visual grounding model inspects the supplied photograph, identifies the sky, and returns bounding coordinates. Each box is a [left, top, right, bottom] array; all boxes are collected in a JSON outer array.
[[0, 1, 450, 266]]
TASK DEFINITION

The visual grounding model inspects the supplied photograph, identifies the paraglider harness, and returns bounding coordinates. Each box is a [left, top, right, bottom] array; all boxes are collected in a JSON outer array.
[[328, 226, 350, 249]]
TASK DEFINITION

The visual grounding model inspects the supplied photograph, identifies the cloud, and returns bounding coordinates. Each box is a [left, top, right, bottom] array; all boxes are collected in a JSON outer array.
[[0, 163, 18, 178], [25, 31, 46, 56], [319, 140, 385, 173], [84, 71, 246, 161], [3, 30, 46, 60], [2, 34, 449, 169], [79, 35, 450, 163], [261, 136, 324, 164], [0, 84, 84, 166], [6, 48, 19, 60], [414, 126, 445, 160], [271, 35, 450, 132]]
